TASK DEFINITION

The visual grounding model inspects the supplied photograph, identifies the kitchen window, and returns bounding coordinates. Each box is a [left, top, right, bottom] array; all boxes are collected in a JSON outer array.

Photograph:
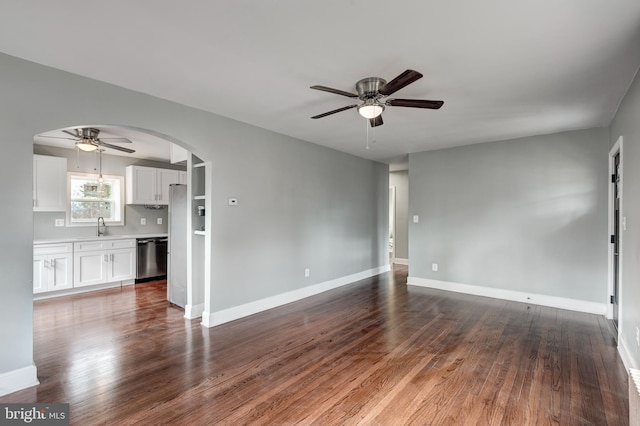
[[67, 172, 124, 226]]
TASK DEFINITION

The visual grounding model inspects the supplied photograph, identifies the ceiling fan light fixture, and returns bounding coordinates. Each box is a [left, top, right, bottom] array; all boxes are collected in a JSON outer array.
[[77, 140, 97, 152], [357, 101, 384, 119]]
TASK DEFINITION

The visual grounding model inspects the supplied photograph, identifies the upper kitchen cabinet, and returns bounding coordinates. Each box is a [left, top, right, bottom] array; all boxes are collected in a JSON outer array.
[[125, 165, 181, 205], [170, 143, 188, 164], [33, 154, 67, 212]]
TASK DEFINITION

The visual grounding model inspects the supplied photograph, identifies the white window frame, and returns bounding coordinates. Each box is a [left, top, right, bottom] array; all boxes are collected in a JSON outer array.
[[66, 172, 125, 226]]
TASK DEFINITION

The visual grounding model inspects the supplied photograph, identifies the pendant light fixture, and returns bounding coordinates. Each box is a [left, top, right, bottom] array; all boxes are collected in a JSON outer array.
[[98, 149, 104, 184]]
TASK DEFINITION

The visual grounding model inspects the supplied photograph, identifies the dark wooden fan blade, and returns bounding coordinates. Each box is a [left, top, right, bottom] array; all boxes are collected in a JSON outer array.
[[379, 70, 423, 96], [311, 104, 358, 119], [36, 135, 78, 141], [62, 129, 80, 138], [369, 115, 383, 127], [386, 99, 444, 109], [310, 85, 359, 98], [99, 142, 135, 153], [98, 137, 133, 143]]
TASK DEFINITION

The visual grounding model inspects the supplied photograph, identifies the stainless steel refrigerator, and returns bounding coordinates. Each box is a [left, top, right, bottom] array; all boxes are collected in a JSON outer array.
[[168, 184, 187, 308]]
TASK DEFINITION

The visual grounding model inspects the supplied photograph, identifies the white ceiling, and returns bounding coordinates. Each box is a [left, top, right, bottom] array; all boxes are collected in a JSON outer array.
[[3, 1, 640, 167]]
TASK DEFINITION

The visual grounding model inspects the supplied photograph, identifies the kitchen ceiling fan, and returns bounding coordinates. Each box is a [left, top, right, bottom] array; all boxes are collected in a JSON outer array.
[[310, 69, 443, 127], [38, 127, 135, 153]]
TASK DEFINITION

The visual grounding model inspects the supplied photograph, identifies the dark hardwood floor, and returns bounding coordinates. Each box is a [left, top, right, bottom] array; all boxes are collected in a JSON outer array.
[[1, 266, 629, 425]]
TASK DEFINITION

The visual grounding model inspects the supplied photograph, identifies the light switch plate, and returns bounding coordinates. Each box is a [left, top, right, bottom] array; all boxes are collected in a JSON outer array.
[[432, 263, 438, 272], [140, 218, 146, 225], [413, 215, 419, 223], [55, 219, 65, 227], [157, 218, 162, 225]]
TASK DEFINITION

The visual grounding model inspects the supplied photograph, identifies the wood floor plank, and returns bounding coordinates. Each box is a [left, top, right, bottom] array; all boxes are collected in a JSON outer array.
[[0, 267, 629, 425]]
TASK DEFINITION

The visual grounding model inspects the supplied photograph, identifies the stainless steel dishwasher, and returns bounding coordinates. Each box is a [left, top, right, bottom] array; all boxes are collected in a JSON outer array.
[[136, 237, 168, 281]]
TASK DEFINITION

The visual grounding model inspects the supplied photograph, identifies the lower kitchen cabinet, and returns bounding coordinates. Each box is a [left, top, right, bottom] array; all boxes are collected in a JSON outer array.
[[74, 239, 137, 288], [33, 243, 73, 294]]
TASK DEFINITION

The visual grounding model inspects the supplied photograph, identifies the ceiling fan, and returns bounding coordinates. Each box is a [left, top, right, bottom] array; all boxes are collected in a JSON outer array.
[[310, 69, 443, 127], [38, 127, 135, 153]]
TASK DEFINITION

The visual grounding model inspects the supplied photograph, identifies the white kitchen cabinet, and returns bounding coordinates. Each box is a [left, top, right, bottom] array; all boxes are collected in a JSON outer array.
[[125, 165, 181, 205], [125, 166, 157, 205], [170, 143, 188, 164], [107, 247, 136, 282], [33, 243, 73, 294], [74, 239, 136, 287], [73, 250, 108, 287], [157, 168, 180, 204], [33, 155, 67, 212]]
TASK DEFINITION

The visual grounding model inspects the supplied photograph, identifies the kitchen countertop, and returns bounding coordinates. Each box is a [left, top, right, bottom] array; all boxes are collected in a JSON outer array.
[[34, 233, 168, 245]]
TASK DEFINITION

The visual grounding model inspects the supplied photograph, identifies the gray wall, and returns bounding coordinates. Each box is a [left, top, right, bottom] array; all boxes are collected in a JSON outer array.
[[389, 171, 409, 260], [609, 68, 640, 369], [409, 128, 609, 303], [32, 145, 185, 240], [0, 53, 388, 382]]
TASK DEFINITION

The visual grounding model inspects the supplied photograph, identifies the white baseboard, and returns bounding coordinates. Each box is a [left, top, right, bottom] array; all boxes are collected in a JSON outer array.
[[619, 334, 637, 372], [407, 277, 606, 315], [184, 303, 204, 320], [201, 265, 390, 328], [201, 311, 212, 328], [33, 282, 122, 300], [393, 258, 408, 265], [0, 365, 39, 397]]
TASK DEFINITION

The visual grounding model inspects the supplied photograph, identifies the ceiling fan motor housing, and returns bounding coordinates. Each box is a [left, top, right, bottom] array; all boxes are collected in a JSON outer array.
[[355, 77, 386, 100], [80, 128, 101, 140]]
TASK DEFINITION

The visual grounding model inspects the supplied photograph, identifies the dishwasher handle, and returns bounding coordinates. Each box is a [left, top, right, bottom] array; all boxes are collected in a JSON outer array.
[[137, 238, 168, 244]]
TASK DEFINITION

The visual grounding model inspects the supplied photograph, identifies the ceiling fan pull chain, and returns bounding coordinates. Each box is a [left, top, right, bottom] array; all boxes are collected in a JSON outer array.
[[372, 120, 376, 144], [366, 118, 370, 150]]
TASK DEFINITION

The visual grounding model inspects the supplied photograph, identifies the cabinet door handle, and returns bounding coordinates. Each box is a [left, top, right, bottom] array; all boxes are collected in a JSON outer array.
[[51, 259, 56, 268], [104, 254, 109, 262], [44, 259, 49, 269], [110, 253, 114, 262]]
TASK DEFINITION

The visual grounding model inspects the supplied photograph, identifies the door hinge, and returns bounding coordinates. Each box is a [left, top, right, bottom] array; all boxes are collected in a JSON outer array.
[[611, 174, 616, 183], [610, 295, 615, 304], [610, 235, 616, 244]]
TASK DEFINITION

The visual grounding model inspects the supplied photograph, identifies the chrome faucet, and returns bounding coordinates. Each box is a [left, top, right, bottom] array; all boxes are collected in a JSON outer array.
[[97, 217, 106, 237]]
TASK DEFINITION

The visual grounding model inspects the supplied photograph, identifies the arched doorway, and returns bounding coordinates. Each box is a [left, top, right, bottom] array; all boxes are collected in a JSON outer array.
[[32, 123, 211, 320]]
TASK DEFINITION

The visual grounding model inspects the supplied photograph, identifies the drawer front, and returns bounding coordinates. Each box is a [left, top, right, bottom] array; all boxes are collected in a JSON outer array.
[[106, 239, 136, 249], [74, 241, 106, 252], [34, 243, 73, 255]]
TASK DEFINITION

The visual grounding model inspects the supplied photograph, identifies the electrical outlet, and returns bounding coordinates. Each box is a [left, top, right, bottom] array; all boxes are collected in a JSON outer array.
[[54, 219, 65, 227], [140, 218, 146, 225], [413, 215, 419, 223], [157, 218, 162, 225], [432, 263, 439, 272], [304, 268, 310, 278]]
